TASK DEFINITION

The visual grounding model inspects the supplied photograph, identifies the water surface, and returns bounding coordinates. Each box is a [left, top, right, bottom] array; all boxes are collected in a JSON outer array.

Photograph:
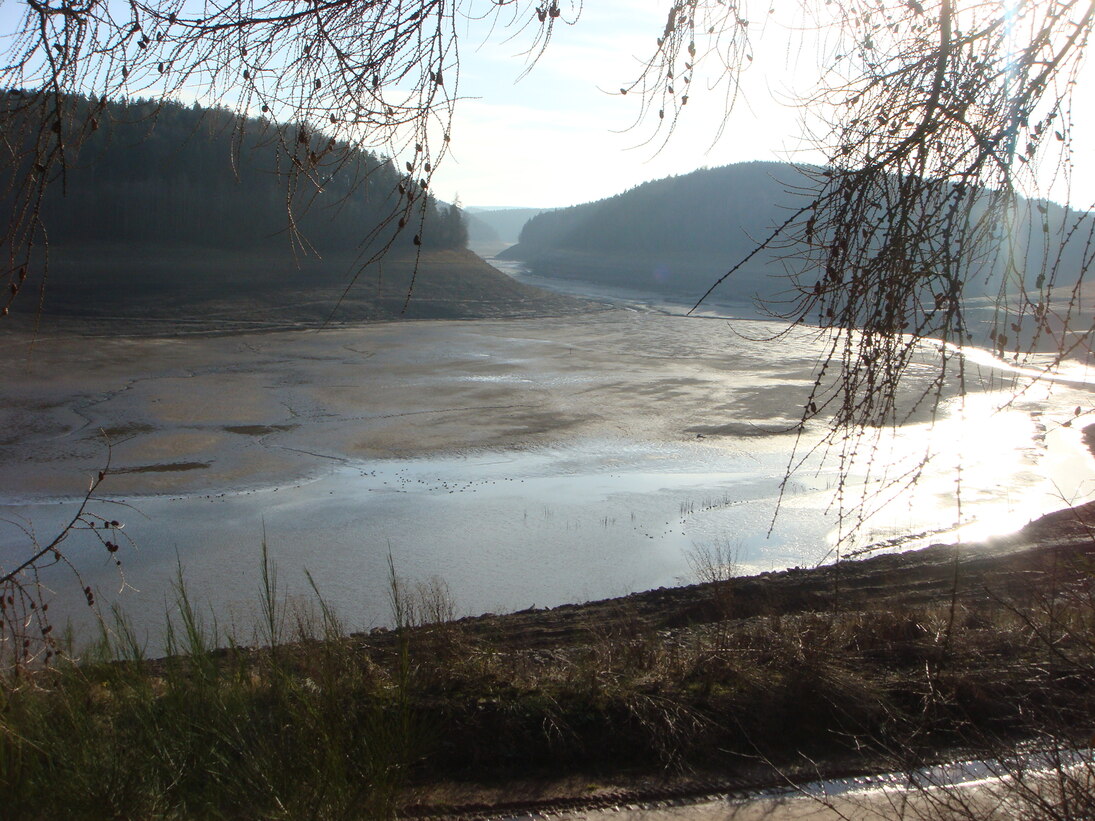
[[2, 309, 1093, 648]]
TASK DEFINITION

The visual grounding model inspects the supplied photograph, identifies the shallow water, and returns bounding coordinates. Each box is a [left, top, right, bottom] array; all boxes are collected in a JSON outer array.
[[3, 308, 1095, 650], [3, 436, 827, 642], [8, 398, 1094, 650]]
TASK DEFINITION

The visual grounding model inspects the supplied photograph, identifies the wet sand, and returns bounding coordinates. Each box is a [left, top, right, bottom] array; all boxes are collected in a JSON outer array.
[[4, 308, 1094, 637], [5, 308, 1095, 818], [0, 310, 840, 500]]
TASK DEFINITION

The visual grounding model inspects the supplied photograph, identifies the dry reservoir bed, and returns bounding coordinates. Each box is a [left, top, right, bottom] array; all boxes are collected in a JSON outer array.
[[2, 309, 1094, 643]]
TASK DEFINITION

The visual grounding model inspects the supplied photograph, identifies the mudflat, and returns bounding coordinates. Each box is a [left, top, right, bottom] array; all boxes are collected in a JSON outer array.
[[0, 309, 842, 500], [4, 306, 1094, 819], [3, 304, 1092, 636]]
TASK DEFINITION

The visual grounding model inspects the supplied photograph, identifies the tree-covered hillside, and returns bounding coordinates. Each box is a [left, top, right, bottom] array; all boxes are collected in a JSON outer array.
[[8, 96, 466, 254], [515, 163, 798, 258], [502, 162, 1090, 323], [499, 162, 804, 304], [0, 96, 602, 324]]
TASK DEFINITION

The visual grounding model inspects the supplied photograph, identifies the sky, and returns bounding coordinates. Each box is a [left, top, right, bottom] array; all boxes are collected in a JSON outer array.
[[432, 0, 814, 209], [430, 0, 1095, 212], [1, 0, 1092, 212], [0, 0, 810, 210]]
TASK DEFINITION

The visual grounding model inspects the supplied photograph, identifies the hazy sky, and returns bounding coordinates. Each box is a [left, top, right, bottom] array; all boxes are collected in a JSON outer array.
[[1, 0, 1092, 212], [431, 1, 1095, 212], [432, 0, 814, 209]]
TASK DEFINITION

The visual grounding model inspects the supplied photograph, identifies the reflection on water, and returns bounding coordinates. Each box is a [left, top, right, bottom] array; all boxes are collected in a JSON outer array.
[[3, 318, 1095, 650], [6, 385, 1094, 650]]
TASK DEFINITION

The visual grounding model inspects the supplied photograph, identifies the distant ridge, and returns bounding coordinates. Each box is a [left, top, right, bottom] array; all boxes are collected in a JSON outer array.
[[467, 207, 549, 245], [499, 161, 1091, 318], [499, 162, 809, 306]]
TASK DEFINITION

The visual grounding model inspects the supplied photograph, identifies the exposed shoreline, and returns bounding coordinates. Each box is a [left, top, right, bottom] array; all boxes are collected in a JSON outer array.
[[390, 500, 1095, 817], [4, 308, 1094, 818], [178, 496, 1090, 820], [4, 308, 1094, 647]]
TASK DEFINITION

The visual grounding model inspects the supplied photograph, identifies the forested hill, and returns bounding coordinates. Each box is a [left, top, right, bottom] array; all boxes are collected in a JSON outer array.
[[500, 162, 1091, 316], [498, 162, 808, 304], [18, 96, 466, 253], [1, 96, 593, 324], [513, 163, 798, 258]]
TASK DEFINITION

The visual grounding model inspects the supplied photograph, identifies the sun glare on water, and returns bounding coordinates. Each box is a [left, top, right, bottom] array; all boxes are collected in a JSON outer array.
[[840, 374, 1095, 553]]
